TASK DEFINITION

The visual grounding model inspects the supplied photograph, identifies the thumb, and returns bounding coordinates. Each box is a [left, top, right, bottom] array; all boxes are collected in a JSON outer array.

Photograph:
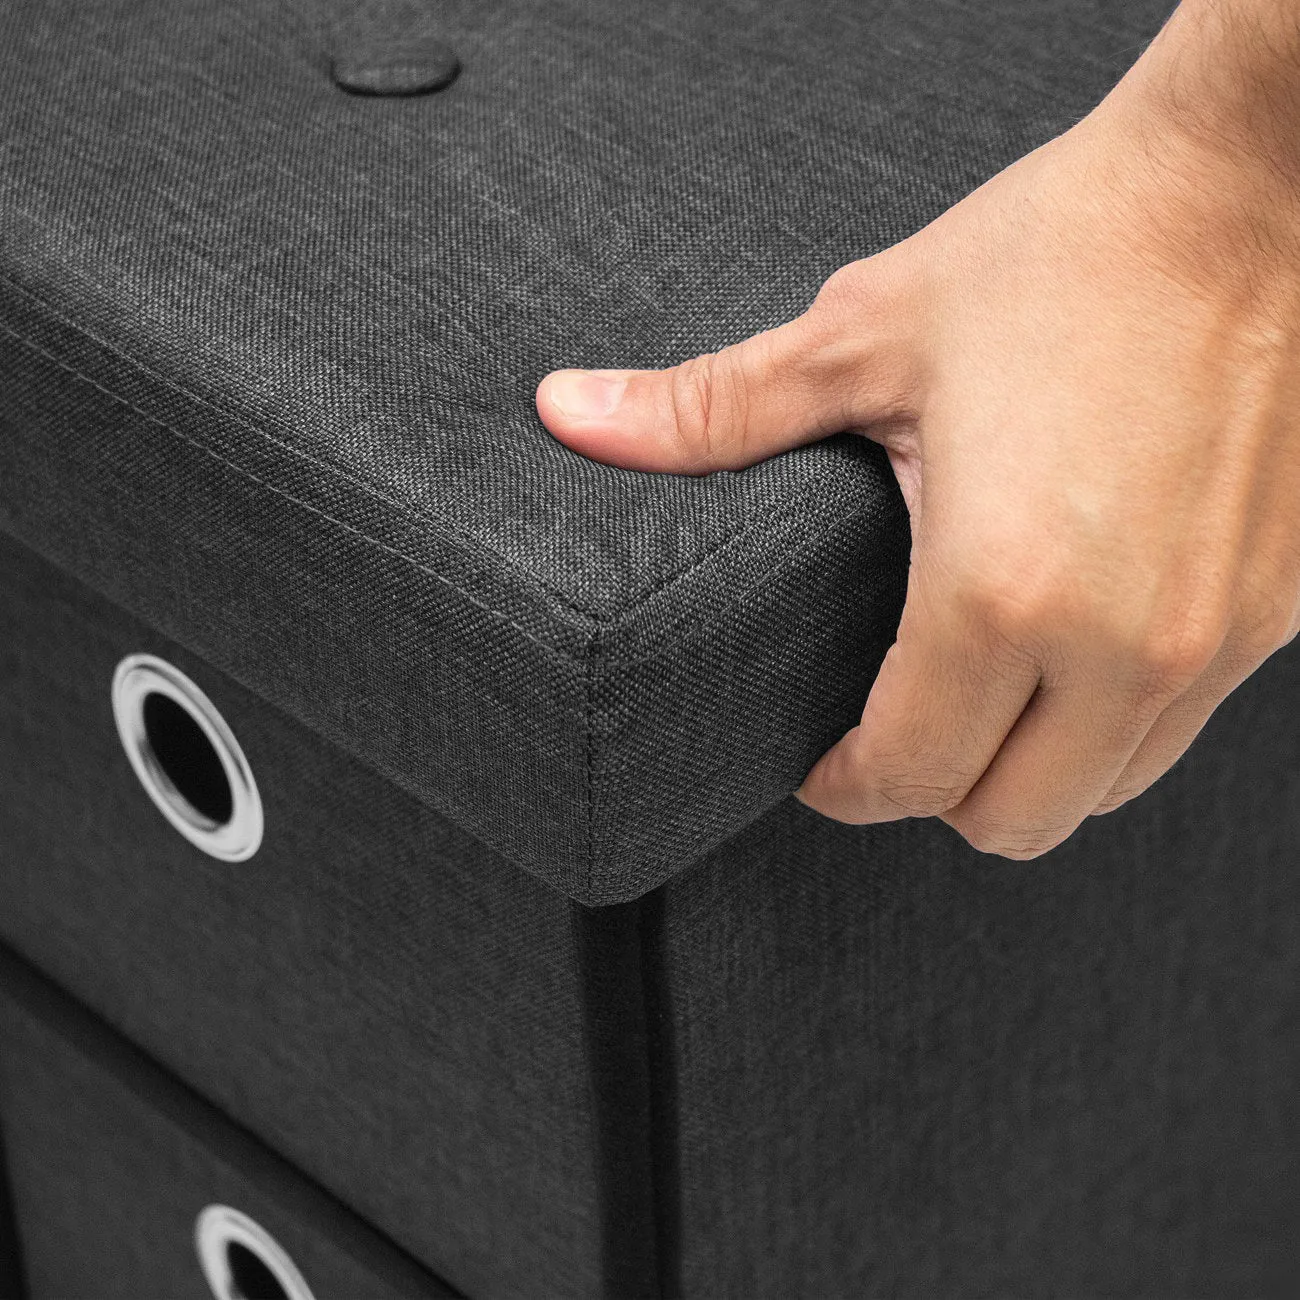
[[535, 268, 917, 474]]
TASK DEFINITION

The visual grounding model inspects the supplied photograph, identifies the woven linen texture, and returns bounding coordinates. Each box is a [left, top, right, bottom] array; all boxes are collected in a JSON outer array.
[[0, 534, 612, 1300], [0, 0, 1176, 901], [658, 635, 1300, 1298]]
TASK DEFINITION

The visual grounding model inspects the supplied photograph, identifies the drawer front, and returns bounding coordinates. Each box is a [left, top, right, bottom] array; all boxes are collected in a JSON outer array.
[[0, 945, 457, 1300], [0, 533, 608, 1299]]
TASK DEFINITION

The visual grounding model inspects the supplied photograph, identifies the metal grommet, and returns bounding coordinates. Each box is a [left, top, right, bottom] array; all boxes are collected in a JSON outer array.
[[111, 654, 262, 862], [195, 1205, 316, 1300]]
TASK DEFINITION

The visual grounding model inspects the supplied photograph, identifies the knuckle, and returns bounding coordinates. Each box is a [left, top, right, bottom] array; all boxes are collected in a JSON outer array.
[[1132, 613, 1223, 694], [811, 249, 915, 345], [964, 567, 1233, 700], [965, 571, 1063, 657], [814, 259, 873, 314], [812, 255, 911, 338], [666, 352, 735, 470]]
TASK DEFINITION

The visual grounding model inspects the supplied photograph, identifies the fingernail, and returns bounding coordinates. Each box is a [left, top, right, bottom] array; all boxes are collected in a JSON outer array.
[[546, 370, 627, 420]]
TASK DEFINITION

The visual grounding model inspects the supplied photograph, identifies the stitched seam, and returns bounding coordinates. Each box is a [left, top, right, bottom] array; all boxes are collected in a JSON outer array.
[[0, 297, 899, 670], [0, 318, 579, 656], [0, 268, 600, 622], [0, 194, 327, 345], [3, 309, 899, 672], [1, 308, 898, 672], [0, 266, 845, 626], [584, 507, 904, 671]]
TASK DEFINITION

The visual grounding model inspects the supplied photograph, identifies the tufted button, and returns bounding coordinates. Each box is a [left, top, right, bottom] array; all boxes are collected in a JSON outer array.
[[332, 35, 459, 96], [331, 1, 460, 97]]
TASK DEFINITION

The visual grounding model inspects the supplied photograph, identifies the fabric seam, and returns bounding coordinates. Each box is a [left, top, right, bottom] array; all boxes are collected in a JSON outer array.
[[0, 268, 601, 624], [0, 312, 898, 670], [0, 269, 861, 629], [0, 317, 574, 655]]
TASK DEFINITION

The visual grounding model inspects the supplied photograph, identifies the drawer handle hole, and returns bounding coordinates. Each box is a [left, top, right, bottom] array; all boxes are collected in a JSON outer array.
[[112, 655, 263, 861], [196, 1205, 315, 1300], [141, 691, 234, 825], [226, 1240, 288, 1300]]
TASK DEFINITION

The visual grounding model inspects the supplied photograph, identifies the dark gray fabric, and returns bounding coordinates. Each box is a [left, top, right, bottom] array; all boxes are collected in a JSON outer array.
[[658, 635, 1300, 1298], [0, 946, 459, 1300], [0, 0, 1177, 902], [0, 533, 622, 1300], [5, 511, 1296, 1297]]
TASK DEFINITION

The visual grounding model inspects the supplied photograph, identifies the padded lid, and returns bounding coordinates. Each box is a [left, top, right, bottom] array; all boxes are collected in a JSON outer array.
[[0, 0, 1170, 903]]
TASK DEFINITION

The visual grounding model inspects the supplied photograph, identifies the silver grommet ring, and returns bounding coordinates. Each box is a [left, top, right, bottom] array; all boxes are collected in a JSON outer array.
[[195, 1205, 315, 1300], [111, 654, 262, 862]]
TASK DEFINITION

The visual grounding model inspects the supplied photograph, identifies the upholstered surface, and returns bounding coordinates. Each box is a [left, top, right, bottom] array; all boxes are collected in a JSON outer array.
[[0, 533, 627, 1300], [658, 634, 1300, 1297], [2, 552, 1296, 1300], [0, 0, 1178, 902]]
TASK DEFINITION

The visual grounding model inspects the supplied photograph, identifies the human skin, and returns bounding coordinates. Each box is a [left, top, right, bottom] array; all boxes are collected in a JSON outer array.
[[535, 0, 1300, 859]]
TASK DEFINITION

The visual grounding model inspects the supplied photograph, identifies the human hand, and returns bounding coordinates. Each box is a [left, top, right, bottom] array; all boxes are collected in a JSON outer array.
[[535, 2, 1300, 859]]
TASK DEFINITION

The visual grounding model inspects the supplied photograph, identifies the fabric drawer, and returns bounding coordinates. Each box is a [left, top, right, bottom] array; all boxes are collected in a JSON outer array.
[[0, 532, 625, 1300], [0, 944, 458, 1300]]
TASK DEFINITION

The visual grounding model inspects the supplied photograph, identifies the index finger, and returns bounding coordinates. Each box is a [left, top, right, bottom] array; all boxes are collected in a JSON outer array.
[[795, 551, 1042, 825]]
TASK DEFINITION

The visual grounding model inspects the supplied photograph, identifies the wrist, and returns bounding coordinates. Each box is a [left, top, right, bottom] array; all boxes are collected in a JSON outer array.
[[1109, 0, 1300, 200], [1069, 2, 1300, 311]]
